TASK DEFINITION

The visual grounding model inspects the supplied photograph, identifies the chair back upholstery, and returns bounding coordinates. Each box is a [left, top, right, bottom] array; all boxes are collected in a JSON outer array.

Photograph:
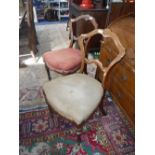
[[78, 28, 126, 86]]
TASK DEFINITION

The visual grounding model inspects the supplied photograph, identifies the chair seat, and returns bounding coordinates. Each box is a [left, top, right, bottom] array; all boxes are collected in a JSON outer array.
[[43, 73, 104, 125], [43, 48, 82, 74]]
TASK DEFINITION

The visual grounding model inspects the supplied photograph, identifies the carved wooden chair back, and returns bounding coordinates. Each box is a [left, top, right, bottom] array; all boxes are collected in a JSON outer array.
[[43, 14, 98, 80], [78, 28, 126, 86], [69, 14, 98, 47]]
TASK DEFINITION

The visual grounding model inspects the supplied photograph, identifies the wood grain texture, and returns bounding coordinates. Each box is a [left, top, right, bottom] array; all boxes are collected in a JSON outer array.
[[78, 28, 125, 87], [97, 14, 135, 124]]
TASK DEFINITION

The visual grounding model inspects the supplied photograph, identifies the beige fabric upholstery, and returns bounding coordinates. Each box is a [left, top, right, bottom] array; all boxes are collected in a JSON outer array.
[[43, 73, 103, 125]]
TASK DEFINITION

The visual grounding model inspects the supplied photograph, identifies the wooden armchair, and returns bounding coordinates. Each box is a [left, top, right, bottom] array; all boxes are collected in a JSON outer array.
[[43, 28, 125, 142], [43, 14, 98, 80]]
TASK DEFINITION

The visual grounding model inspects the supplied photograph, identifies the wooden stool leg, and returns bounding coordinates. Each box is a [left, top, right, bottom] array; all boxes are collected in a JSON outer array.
[[45, 64, 51, 80]]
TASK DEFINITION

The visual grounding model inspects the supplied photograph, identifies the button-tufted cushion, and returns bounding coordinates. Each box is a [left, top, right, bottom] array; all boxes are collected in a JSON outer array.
[[43, 48, 82, 74], [43, 73, 103, 125]]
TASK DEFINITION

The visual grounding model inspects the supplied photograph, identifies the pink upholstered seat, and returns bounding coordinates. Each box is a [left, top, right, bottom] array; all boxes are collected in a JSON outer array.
[[43, 48, 82, 74]]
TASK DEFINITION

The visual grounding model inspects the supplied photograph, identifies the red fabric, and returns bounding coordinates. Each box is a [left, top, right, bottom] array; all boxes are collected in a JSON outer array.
[[43, 48, 82, 74]]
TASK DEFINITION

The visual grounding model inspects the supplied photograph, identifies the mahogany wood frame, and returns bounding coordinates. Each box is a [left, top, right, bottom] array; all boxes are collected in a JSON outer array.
[[78, 28, 125, 86]]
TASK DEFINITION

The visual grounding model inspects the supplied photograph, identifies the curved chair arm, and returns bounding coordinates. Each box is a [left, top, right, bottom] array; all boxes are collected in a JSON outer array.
[[69, 14, 98, 48], [78, 28, 125, 86]]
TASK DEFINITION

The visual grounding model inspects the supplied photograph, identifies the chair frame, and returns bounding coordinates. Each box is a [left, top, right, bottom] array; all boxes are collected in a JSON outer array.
[[68, 14, 98, 48], [44, 14, 98, 80], [78, 28, 126, 86], [43, 28, 125, 143]]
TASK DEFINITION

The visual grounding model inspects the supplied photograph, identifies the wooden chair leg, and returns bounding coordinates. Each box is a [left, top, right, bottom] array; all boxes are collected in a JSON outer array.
[[45, 64, 51, 80], [76, 125, 83, 144], [43, 90, 48, 104], [66, 18, 70, 31], [99, 102, 107, 116], [99, 93, 107, 116]]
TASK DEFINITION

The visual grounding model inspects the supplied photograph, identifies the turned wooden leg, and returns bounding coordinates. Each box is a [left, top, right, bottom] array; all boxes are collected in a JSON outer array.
[[43, 90, 49, 104], [76, 125, 83, 144], [99, 93, 107, 116], [45, 64, 51, 80], [99, 101, 107, 116]]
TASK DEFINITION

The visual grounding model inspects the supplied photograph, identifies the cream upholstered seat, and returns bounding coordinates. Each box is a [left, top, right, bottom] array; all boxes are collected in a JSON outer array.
[[43, 73, 103, 125], [43, 28, 125, 142]]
